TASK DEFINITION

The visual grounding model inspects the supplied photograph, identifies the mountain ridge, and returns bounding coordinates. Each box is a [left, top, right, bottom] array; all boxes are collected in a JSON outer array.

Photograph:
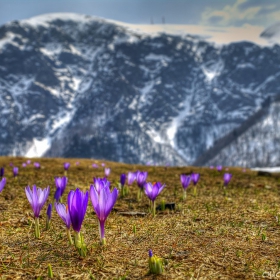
[[1, 13, 280, 166]]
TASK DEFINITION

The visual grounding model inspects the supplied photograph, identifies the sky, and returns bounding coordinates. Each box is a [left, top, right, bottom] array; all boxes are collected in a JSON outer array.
[[0, 0, 279, 28]]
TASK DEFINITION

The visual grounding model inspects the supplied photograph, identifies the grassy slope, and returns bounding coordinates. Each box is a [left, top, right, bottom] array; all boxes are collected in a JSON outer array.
[[0, 156, 279, 279]]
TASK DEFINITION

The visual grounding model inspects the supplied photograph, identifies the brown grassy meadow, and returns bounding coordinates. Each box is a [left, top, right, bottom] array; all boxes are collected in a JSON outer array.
[[0, 156, 279, 279]]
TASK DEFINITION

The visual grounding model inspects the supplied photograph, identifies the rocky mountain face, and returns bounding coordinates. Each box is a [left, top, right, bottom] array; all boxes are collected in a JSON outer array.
[[1, 13, 280, 166]]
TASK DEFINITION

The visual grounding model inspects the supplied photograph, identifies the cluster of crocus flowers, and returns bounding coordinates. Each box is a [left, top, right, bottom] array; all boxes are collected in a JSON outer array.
[[90, 180, 118, 245], [68, 189, 88, 256], [148, 250, 164, 274], [144, 182, 165, 216], [54, 177, 68, 202], [0, 178, 6, 192], [180, 174, 191, 200], [223, 173, 232, 187], [25, 185, 50, 238]]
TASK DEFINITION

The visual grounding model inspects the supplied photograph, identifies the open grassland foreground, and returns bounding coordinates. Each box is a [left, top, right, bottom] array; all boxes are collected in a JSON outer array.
[[0, 157, 279, 279]]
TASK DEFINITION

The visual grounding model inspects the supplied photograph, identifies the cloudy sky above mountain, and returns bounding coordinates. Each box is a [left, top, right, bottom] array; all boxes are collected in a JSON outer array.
[[0, 0, 279, 27]]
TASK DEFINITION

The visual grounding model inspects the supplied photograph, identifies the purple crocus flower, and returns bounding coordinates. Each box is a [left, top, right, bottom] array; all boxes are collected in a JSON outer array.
[[54, 187, 62, 202], [68, 189, 88, 233], [217, 165, 222, 172], [0, 178, 6, 192], [191, 173, 200, 186], [223, 173, 232, 187], [34, 162, 40, 169], [101, 163, 105, 167], [210, 166, 214, 169], [180, 174, 191, 190], [25, 185, 50, 218], [64, 162, 70, 171], [55, 203, 71, 229], [13, 167, 19, 177], [104, 168, 111, 177], [75, 162, 80, 166], [144, 182, 165, 202], [120, 174, 126, 186], [47, 203, 52, 220], [9, 163, 13, 167], [127, 172, 136, 185], [90, 183, 118, 244], [26, 160, 31, 165], [144, 182, 165, 216], [46, 203, 52, 230], [55, 202, 73, 244], [92, 177, 110, 194], [149, 249, 153, 258], [22, 163, 27, 168], [55, 177, 68, 198], [92, 163, 98, 168], [0, 167, 4, 177], [136, 171, 148, 189], [25, 185, 50, 238], [68, 188, 88, 256]]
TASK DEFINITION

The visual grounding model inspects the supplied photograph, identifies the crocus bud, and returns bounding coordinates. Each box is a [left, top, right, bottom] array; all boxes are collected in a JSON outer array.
[[120, 174, 126, 186], [13, 167, 19, 177], [64, 162, 70, 171], [127, 172, 136, 185], [54, 188, 62, 202], [223, 173, 232, 187], [0, 167, 4, 177], [0, 178, 6, 192], [104, 168, 110, 177], [191, 173, 200, 186], [46, 203, 52, 230], [148, 250, 164, 274]]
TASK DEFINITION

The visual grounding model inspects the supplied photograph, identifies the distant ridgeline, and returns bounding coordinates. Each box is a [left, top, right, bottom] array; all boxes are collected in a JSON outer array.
[[0, 13, 280, 167]]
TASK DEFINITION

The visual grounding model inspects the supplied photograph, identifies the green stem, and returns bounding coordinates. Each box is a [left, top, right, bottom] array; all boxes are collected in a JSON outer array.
[[183, 189, 187, 201], [74, 231, 87, 257], [152, 201, 156, 217], [35, 217, 40, 239], [121, 186, 125, 198], [67, 228, 73, 245]]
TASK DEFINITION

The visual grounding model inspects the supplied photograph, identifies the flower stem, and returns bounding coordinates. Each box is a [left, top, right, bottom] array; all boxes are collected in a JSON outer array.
[[121, 186, 125, 198], [35, 217, 40, 239], [183, 189, 187, 201], [152, 201, 156, 217], [67, 228, 73, 245], [98, 220, 106, 245], [74, 231, 87, 257]]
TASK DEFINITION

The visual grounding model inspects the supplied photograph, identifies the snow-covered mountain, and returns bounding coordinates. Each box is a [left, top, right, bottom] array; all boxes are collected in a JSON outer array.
[[1, 13, 280, 166], [202, 99, 280, 167]]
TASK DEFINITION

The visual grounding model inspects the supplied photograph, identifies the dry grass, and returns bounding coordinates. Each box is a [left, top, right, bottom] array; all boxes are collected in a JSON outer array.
[[0, 156, 279, 279]]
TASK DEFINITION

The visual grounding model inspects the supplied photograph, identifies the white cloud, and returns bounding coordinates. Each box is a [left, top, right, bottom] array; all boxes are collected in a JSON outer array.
[[201, 0, 279, 27]]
